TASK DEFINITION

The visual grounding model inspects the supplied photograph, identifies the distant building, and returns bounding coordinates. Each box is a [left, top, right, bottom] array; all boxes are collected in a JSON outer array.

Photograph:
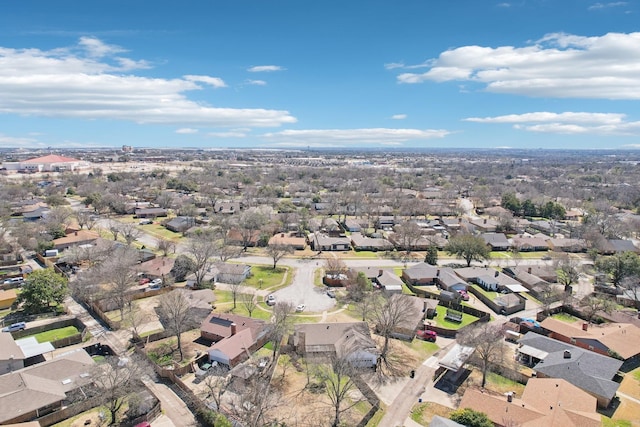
[[2, 154, 90, 173]]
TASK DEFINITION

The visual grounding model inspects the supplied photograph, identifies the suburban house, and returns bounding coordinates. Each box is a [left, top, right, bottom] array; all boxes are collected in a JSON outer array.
[[547, 238, 587, 253], [511, 234, 552, 251], [600, 239, 640, 254], [201, 313, 270, 368], [292, 322, 378, 368], [134, 207, 168, 218], [51, 230, 100, 251], [540, 317, 640, 362], [376, 270, 404, 294], [375, 216, 396, 230], [0, 241, 20, 266], [342, 219, 363, 232], [213, 262, 251, 284], [435, 268, 468, 292], [226, 229, 261, 248], [517, 332, 622, 407], [0, 349, 96, 425], [213, 200, 241, 215], [164, 216, 195, 233], [458, 378, 601, 427], [0, 331, 25, 374], [402, 263, 440, 286], [455, 267, 524, 292], [268, 232, 307, 250], [349, 232, 393, 252], [310, 233, 351, 251], [136, 256, 176, 281], [502, 266, 559, 300], [468, 218, 498, 232], [481, 232, 511, 251]]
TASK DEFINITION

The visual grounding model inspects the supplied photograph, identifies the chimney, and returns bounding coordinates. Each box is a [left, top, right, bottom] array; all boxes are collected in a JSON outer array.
[[75, 231, 78, 236], [379, 269, 383, 277], [230, 323, 237, 336], [436, 269, 440, 277], [527, 267, 532, 274], [564, 350, 571, 359], [281, 233, 285, 237], [582, 323, 588, 331], [484, 219, 487, 224]]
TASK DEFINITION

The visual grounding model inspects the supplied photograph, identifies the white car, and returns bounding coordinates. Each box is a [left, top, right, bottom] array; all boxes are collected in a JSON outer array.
[[295, 304, 306, 312], [266, 295, 276, 306]]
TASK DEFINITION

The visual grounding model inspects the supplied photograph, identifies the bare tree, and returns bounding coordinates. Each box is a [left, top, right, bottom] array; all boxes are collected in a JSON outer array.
[[185, 231, 218, 288], [324, 256, 348, 275], [227, 376, 281, 427], [241, 292, 258, 317], [355, 291, 378, 321], [93, 355, 149, 425], [238, 208, 267, 251], [98, 246, 139, 321], [200, 366, 232, 412], [393, 221, 422, 254], [156, 237, 177, 256], [125, 301, 147, 341], [76, 210, 97, 229], [370, 293, 419, 373], [108, 220, 122, 241], [119, 222, 142, 246], [316, 354, 363, 427], [157, 290, 194, 361], [266, 243, 295, 269], [270, 301, 294, 363], [457, 322, 506, 388], [555, 254, 581, 292]]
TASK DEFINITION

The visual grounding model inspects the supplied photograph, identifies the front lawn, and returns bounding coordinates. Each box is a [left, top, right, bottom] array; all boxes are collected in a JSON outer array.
[[28, 325, 79, 343], [552, 312, 579, 323], [244, 265, 290, 290], [470, 284, 499, 300]]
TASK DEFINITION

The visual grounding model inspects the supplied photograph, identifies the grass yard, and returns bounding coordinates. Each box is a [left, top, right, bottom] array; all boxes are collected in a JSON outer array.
[[602, 418, 633, 427], [470, 284, 499, 300], [28, 325, 79, 343], [404, 338, 440, 360], [431, 305, 478, 329], [552, 312, 580, 323], [244, 265, 290, 290], [51, 406, 111, 427], [365, 406, 385, 427], [409, 402, 454, 426], [522, 292, 544, 305], [140, 222, 183, 242]]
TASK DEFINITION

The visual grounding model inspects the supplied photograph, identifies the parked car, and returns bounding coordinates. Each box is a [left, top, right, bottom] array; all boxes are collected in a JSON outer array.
[[139, 277, 150, 285], [139, 219, 153, 225], [150, 278, 162, 286], [3, 277, 24, 285], [326, 289, 336, 298], [295, 304, 306, 312], [2, 322, 26, 332], [457, 290, 470, 301], [416, 329, 437, 342], [266, 294, 276, 306]]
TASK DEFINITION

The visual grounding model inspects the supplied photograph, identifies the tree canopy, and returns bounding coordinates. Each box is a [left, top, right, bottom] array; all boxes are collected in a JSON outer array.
[[18, 268, 68, 313], [445, 234, 490, 267]]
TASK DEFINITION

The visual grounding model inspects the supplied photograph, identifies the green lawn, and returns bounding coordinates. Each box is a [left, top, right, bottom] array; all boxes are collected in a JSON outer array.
[[602, 418, 632, 427], [552, 312, 579, 323], [404, 339, 439, 360], [470, 284, 499, 300], [522, 292, 543, 305], [27, 325, 80, 343], [349, 251, 379, 258], [140, 222, 183, 242], [485, 372, 526, 396], [431, 305, 478, 329], [244, 265, 290, 290]]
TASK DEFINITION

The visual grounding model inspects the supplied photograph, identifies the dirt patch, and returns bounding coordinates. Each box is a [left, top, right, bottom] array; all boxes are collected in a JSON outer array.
[[143, 329, 209, 364], [611, 399, 640, 426], [619, 369, 640, 398], [269, 355, 373, 427]]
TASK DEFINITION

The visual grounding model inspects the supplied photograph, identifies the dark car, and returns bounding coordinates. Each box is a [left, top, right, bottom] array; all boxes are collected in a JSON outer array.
[[416, 329, 437, 342], [457, 289, 470, 301]]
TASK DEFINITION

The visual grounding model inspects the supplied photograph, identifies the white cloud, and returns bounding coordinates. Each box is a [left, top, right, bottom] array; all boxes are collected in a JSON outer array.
[[0, 133, 38, 146], [184, 75, 227, 88], [176, 128, 199, 134], [384, 62, 405, 70], [245, 79, 267, 86], [589, 2, 627, 10], [247, 65, 285, 72], [396, 32, 640, 100], [391, 114, 407, 120], [0, 38, 296, 127], [465, 111, 640, 135], [78, 36, 125, 58], [207, 131, 247, 138], [262, 128, 450, 147]]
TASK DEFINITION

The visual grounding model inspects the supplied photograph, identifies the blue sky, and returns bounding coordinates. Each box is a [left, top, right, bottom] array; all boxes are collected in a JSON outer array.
[[1, 0, 640, 150]]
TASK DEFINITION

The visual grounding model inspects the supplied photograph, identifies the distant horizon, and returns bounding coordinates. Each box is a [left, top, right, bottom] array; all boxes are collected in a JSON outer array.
[[1, 1, 640, 150]]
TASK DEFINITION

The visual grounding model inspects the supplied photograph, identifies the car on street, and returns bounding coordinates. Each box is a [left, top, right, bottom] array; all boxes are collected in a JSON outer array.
[[266, 294, 276, 306], [457, 289, 470, 301], [295, 304, 306, 312], [2, 322, 26, 332], [541, 255, 552, 260], [416, 329, 437, 342], [326, 289, 336, 298], [3, 277, 24, 285]]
